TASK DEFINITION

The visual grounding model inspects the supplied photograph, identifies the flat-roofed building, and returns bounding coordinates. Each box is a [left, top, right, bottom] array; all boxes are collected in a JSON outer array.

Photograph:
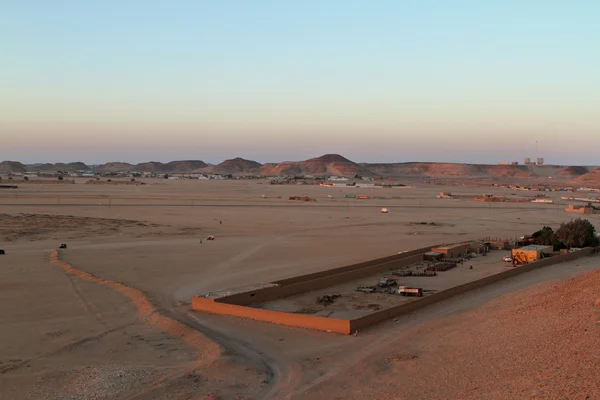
[[431, 243, 470, 259], [511, 245, 553, 262]]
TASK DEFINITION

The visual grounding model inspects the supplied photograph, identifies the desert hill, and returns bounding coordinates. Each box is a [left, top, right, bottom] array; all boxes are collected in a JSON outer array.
[[364, 162, 535, 178], [165, 160, 207, 172], [260, 154, 372, 177], [0, 161, 27, 174], [135, 160, 207, 173], [93, 162, 135, 173], [32, 162, 89, 172], [90, 160, 208, 174], [134, 161, 165, 172], [211, 158, 262, 175], [574, 168, 600, 184], [557, 166, 589, 177]]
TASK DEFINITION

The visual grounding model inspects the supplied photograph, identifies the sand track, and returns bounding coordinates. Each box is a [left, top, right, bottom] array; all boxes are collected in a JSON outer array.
[[49, 250, 220, 362], [48, 250, 223, 398]]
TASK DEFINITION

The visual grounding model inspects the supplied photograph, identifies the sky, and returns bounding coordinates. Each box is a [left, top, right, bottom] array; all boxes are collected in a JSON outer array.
[[2, 0, 599, 165]]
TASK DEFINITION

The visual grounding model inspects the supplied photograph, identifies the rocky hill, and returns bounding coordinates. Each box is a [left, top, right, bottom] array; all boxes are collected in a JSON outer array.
[[84, 160, 207, 174], [574, 168, 600, 184], [364, 162, 535, 178], [260, 154, 372, 177], [135, 160, 207, 173], [32, 162, 90, 172], [93, 162, 135, 173], [0, 161, 27, 174], [211, 158, 262, 175], [164, 160, 207, 172], [557, 166, 589, 177]]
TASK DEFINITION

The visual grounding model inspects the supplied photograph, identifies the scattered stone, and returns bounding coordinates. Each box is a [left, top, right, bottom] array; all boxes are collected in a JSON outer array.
[[386, 352, 420, 363], [317, 293, 341, 304]]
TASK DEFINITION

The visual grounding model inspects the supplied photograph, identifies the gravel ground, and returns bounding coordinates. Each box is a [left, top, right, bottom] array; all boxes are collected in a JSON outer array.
[[28, 365, 156, 400]]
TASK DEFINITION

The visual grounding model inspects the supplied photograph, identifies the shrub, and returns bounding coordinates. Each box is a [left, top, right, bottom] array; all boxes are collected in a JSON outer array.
[[556, 218, 599, 248], [532, 226, 561, 249]]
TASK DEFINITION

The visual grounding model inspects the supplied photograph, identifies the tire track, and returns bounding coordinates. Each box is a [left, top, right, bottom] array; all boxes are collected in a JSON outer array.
[[49, 250, 219, 361], [48, 250, 222, 397], [0, 322, 134, 374]]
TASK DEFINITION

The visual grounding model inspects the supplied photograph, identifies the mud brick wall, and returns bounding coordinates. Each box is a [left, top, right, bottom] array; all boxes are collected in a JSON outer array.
[[192, 297, 351, 334], [271, 245, 438, 286]]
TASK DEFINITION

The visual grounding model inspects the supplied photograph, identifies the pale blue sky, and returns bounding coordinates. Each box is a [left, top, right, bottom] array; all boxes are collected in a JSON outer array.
[[2, 1, 599, 164]]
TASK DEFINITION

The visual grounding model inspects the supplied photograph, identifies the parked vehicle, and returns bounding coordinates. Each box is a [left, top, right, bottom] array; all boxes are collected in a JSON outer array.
[[397, 286, 423, 297], [356, 285, 376, 293], [378, 277, 398, 288]]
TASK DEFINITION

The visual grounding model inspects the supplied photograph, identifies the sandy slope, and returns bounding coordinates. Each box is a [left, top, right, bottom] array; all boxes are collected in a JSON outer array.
[[293, 267, 600, 400]]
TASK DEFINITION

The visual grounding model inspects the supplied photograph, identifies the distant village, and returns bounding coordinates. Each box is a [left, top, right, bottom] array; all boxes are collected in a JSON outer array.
[[4, 169, 399, 185], [7, 169, 255, 181]]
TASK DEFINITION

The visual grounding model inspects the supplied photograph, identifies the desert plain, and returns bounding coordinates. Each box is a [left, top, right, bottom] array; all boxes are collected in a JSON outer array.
[[1, 177, 599, 400]]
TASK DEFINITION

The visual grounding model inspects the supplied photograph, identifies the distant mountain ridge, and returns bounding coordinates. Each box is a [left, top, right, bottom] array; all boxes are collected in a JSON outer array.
[[365, 162, 536, 178], [1, 155, 599, 181]]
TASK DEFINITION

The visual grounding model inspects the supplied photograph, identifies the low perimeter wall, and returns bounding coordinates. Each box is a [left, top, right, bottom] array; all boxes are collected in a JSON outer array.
[[191, 247, 594, 334], [271, 244, 439, 286], [192, 296, 351, 334]]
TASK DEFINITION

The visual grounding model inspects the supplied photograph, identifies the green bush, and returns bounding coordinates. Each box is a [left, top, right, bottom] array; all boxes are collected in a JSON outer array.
[[556, 218, 599, 248]]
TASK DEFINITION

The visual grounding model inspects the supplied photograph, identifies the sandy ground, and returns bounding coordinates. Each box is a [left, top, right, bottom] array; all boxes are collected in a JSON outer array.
[[1, 179, 599, 399]]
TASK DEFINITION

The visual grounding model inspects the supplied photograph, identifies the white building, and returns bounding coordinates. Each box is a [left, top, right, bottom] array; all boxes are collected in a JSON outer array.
[[329, 176, 349, 181]]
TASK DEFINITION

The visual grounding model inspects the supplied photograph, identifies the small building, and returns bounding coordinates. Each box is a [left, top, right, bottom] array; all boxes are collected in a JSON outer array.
[[423, 251, 443, 261], [431, 243, 470, 259], [565, 204, 597, 214], [468, 242, 488, 254], [489, 240, 512, 250], [511, 245, 553, 263], [475, 193, 501, 202], [531, 198, 553, 203]]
